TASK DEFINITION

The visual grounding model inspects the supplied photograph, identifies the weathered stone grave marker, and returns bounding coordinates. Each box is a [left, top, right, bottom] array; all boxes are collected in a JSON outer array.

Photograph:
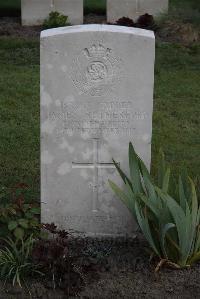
[[107, 0, 168, 23], [21, 0, 83, 26], [41, 25, 155, 236]]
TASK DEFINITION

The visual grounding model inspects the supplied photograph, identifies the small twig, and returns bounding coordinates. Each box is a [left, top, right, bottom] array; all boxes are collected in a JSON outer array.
[[155, 259, 168, 272], [155, 259, 183, 272], [166, 261, 182, 269]]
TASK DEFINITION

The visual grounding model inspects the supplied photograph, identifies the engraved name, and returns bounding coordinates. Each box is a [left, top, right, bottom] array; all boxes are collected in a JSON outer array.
[[48, 101, 149, 136]]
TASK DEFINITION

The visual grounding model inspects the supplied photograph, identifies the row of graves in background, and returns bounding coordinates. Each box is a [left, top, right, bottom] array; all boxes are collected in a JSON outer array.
[[21, 0, 83, 25], [40, 24, 155, 236], [21, 0, 168, 26]]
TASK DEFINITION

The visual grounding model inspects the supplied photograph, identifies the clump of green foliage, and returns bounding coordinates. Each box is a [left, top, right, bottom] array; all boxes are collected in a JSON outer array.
[[0, 235, 43, 287], [109, 143, 200, 268], [0, 184, 41, 240], [43, 11, 70, 29]]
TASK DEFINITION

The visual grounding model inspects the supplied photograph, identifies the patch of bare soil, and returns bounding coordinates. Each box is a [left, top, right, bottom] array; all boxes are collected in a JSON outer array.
[[84, 14, 106, 25], [0, 17, 41, 38], [0, 15, 106, 39], [0, 15, 199, 46], [1, 236, 200, 298], [79, 237, 200, 299], [157, 20, 200, 46]]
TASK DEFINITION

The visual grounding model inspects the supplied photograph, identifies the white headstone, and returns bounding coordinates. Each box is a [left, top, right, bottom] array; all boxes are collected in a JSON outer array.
[[107, 0, 168, 23], [41, 25, 155, 236], [21, 0, 83, 26]]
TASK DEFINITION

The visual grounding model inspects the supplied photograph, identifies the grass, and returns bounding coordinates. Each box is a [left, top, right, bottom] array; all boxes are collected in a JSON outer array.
[[0, 0, 199, 197], [0, 0, 21, 17], [0, 0, 20, 10], [84, 0, 106, 14], [171, 0, 200, 11], [157, 0, 200, 28], [0, 38, 40, 199], [152, 43, 200, 179], [0, 37, 199, 198]]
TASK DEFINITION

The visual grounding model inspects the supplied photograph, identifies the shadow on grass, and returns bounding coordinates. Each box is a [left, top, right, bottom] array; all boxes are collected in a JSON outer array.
[[162, 0, 200, 27], [84, 0, 106, 15], [0, 0, 21, 17]]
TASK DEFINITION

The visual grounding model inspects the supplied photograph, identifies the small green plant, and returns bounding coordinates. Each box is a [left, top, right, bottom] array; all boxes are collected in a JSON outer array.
[[0, 235, 43, 287], [0, 183, 41, 240], [109, 143, 200, 269], [43, 11, 70, 29]]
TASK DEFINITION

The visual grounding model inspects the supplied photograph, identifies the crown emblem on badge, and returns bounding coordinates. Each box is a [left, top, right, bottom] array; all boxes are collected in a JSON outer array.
[[84, 43, 112, 59], [71, 42, 122, 97]]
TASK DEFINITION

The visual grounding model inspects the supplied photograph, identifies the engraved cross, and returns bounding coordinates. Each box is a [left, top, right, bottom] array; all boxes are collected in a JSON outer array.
[[72, 139, 118, 213]]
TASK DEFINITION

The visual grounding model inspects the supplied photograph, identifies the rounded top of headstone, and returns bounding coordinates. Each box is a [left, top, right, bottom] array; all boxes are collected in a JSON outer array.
[[40, 24, 155, 39]]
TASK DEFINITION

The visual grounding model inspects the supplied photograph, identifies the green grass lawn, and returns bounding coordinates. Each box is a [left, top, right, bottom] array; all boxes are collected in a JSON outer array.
[[0, 37, 199, 199], [0, 0, 199, 198], [0, 0, 21, 16], [84, 0, 106, 14], [0, 38, 40, 199], [0, 0, 20, 10]]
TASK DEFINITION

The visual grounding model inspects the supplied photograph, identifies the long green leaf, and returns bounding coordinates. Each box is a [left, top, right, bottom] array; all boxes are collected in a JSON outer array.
[[109, 180, 136, 217], [129, 143, 142, 194], [162, 167, 171, 193], [138, 194, 160, 218], [188, 250, 200, 265], [161, 223, 176, 259], [194, 208, 200, 253], [135, 201, 161, 256], [160, 191, 191, 265], [112, 159, 132, 189], [188, 178, 198, 255], [139, 159, 161, 209], [179, 176, 187, 212]]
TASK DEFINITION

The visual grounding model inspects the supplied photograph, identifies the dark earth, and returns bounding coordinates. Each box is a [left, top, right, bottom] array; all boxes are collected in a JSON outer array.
[[0, 13, 199, 299], [1, 235, 200, 298], [0, 15, 199, 45], [0, 15, 106, 38]]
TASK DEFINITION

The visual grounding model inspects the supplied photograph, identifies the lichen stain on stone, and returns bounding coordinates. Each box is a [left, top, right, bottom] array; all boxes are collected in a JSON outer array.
[[82, 147, 93, 160], [41, 120, 56, 134], [80, 169, 89, 180], [57, 162, 71, 175], [41, 150, 54, 164], [41, 87, 52, 106], [59, 137, 74, 153]]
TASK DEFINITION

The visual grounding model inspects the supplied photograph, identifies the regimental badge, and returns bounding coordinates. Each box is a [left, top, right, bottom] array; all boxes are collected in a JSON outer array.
[[71, 43, 122, 97]]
